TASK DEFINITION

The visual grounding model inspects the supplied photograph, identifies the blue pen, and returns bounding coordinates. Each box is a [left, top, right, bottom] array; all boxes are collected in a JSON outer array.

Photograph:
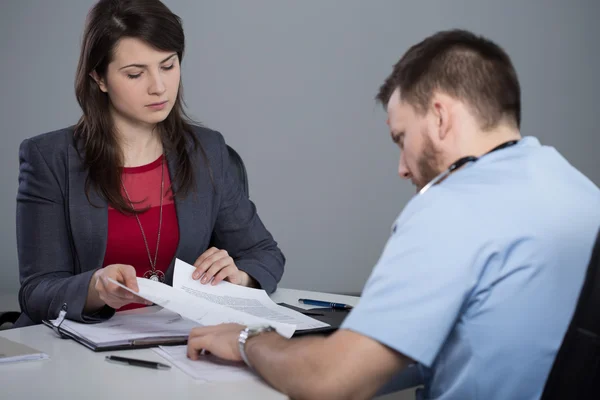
[[298, 298, 353, 310]]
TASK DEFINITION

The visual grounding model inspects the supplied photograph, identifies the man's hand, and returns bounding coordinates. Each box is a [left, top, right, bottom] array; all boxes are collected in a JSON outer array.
[[186, 324, 409, 400], [192, 247, 256, 287], [187, 323, 246, 362], [86, 264, 151, 311]]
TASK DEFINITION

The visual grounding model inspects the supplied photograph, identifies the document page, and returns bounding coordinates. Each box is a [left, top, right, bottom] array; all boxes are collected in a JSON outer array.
[[0, 337, 49, 364], [173, 259, 329, 331], [153, 345, 257, 383], [109, 276, 297, 338]]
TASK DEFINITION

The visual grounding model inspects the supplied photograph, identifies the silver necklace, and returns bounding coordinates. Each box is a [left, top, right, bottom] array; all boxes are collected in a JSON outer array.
[[121, 156, 165, 282]]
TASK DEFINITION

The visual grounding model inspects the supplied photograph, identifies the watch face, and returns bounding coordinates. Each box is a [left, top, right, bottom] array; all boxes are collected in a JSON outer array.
[[248, 325, 273, 336]]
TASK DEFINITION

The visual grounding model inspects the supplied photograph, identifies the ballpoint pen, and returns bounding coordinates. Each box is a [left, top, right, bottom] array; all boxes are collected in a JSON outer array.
[[105, 355, 171, 370], [298, 298, 354, 310]]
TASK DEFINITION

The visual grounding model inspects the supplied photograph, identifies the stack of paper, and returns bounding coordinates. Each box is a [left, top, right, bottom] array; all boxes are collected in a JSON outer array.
[[153, 345, 257, 383], [0, 336, 49, 364], [110, 259, 329, 338]]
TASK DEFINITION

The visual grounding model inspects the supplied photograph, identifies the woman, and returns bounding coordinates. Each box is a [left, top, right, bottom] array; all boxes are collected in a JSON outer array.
[[15, 0, 285, 326]]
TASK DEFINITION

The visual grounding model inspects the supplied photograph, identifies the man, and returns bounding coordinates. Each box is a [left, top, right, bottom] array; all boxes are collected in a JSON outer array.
[[186, 29, 600, 399]]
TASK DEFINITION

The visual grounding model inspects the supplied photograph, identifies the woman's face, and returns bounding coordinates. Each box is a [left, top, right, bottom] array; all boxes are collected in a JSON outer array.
[[93, 37, 181, 129]]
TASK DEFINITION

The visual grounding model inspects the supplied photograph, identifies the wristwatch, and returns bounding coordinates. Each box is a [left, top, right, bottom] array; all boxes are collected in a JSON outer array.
[[238, 325, 275, 368]]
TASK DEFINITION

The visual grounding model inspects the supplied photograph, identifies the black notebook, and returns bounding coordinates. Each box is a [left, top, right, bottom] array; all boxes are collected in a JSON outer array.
[[42, 305, 196, 352]]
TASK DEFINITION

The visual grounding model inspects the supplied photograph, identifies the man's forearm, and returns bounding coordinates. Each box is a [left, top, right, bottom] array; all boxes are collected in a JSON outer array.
[[244, 330, 408, 400], [246, 332, 335, 399], [246, 332, 325, 399]]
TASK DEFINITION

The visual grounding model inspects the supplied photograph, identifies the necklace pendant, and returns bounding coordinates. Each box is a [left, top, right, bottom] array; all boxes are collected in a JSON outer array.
[[144, 269, 165, 283]]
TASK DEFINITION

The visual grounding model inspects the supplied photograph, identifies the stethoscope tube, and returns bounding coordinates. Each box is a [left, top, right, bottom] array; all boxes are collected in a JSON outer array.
[[417, 140, 519, 195], [418, 156, 478, 195]]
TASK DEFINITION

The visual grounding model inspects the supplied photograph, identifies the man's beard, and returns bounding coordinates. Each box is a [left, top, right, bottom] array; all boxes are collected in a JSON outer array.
[[414, 134, 443, 192]]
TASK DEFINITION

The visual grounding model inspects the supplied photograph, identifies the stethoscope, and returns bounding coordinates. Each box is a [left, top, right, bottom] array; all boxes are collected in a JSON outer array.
[[418, 140, 519, 195]]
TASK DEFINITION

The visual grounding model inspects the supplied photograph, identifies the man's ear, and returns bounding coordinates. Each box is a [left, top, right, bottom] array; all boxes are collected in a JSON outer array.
[[89, 71, 108, 93], [431, 95, 452, 141]]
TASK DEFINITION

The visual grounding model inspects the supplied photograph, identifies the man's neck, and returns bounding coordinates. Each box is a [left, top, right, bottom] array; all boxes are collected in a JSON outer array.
[[460, 125, 521, 159]]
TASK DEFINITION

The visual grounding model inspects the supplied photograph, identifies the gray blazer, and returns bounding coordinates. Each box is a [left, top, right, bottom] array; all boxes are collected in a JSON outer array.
[[15, 126, 285, 327]]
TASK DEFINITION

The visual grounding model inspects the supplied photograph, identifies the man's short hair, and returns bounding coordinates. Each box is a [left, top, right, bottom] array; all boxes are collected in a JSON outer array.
[[377, 29, 521, 130]]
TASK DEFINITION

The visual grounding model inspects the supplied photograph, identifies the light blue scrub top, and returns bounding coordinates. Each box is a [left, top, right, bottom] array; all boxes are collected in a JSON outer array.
[[342, 136, 600, 399]]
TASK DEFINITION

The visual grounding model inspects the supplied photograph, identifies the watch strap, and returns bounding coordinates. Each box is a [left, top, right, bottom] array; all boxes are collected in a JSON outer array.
[[238, 325, 275, 368]]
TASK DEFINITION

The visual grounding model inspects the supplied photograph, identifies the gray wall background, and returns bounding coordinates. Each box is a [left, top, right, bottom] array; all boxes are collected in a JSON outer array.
[[1, 0, 599, 303]]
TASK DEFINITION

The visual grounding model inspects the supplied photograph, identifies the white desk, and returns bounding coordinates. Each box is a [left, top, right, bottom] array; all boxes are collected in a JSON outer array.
[[0, 288, 360, 400]]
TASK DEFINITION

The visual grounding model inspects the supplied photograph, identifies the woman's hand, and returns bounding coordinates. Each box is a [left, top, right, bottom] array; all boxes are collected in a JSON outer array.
[[86, 264, 151, 311], [192, 247, 256, 287]]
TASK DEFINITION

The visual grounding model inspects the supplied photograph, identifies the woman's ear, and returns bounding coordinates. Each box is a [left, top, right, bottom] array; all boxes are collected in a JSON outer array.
[[89, 71, 108, 93]]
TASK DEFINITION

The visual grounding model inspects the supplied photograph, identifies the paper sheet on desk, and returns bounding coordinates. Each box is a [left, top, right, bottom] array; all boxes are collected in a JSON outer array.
[[109, 259, 327, 338], [153, 345, 257, 383], [0, 336, 49, 364]]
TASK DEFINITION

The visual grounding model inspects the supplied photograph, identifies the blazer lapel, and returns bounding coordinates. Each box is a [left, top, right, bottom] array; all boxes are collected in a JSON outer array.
[[67, 142, 108, 274], [164, 151, 209, 284]]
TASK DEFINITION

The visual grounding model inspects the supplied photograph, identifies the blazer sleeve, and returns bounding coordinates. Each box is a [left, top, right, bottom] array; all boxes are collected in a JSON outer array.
[[16, 138, 113, 324], [209, 133, 285, 293]]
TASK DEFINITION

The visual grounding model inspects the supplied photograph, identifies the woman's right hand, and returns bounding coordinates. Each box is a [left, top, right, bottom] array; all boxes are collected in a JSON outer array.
[[86, 264, 151, 311]]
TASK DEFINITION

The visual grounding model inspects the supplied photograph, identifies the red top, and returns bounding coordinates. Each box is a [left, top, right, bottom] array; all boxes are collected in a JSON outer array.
[[102, 155, 179, 311]]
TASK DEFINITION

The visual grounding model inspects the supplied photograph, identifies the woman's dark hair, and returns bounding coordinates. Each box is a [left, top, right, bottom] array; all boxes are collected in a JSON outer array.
[[74, 0, 206, 214]]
